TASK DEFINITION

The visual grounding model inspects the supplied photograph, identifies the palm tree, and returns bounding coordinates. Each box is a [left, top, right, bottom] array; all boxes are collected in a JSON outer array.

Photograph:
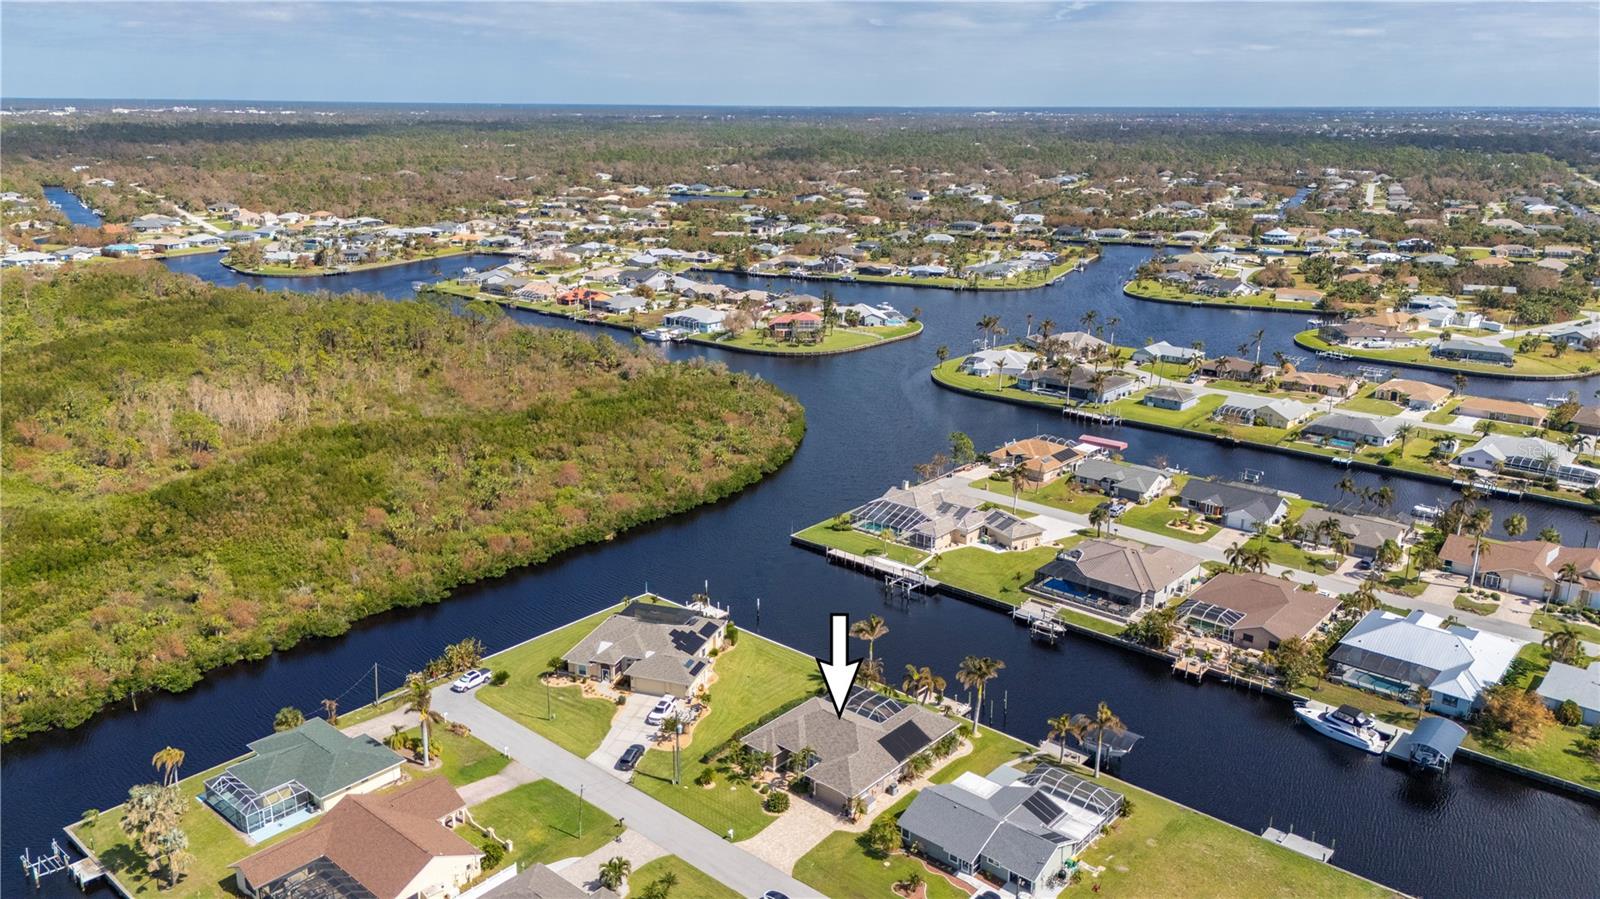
[[1342, 580, 1381, 615], [1554, 561, 1581, 609], [321, 698, 339, 726], [1335, 475, 1356, 502], [1009, 466, 1028, 512], [151, 746, 185, 787], [850, 615, 889, 671], [1539, 526, 1562, 543], [1543, 626, 1584, 665], [1090, 702, 1125, 778], [273, 706, 304, 732], [1374, 486, 1395, 512], [1452, 372, 1468, 395], [1224, 542, 1247, 572], [1088, 504, 1112, 537], [976, 314, 1001, 349], [1243, 542, 1271, 573], [788, 744, 819, 775], [900, 664, 946, 703], [1415, 685, 1433, 712], [1395, 423, 1415, 456], [1105, 315, 1121, 348], [598, 857, 632, 892], [1502, 513, 1528, 538], [1080, 309, 1099, 334], [956, 656, 1004, 731], [1046, 713, 1079, 763], [404, 673, 435, 767]]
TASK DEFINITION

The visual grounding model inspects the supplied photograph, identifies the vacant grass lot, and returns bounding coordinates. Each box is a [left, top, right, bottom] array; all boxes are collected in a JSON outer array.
[[631, 633, 819, 840], [1118, 495, 1219, 543], [630, 855, 740, 899], [478, 605, 624, 758], [968, 474, 1106, 513], [924, 541, 1077, 606], [470, 779, 619, 872]]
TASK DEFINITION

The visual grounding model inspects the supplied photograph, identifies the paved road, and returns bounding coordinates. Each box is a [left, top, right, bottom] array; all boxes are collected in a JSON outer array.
[[435, 688, 816, 898]]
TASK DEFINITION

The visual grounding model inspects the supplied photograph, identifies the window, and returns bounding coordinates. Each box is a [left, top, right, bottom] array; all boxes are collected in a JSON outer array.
[[1441, 695, 1458, 707], [1241, 634, 1254, 644]]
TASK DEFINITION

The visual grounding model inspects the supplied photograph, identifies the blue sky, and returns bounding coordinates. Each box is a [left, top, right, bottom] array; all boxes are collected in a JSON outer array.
[[4, 1, 1597, 107]]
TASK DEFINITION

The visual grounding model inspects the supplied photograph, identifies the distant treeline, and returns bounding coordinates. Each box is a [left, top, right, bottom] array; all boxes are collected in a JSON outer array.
[[0, 264, 805, 740]]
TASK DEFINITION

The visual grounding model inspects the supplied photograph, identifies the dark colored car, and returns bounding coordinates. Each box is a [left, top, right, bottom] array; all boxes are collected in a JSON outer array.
[[616, 744, 645, 771]]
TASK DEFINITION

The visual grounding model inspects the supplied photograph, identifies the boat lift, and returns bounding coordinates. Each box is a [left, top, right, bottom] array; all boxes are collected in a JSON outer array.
[[19, 841, 68, 886]]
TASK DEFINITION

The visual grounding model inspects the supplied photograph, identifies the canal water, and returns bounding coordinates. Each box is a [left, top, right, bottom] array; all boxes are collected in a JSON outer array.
[[5, 196, 1598, 898]]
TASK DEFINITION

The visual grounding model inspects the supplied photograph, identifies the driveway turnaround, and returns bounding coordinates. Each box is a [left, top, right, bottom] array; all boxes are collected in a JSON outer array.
[[588, 693, 660, 779], [435, 688, 816, 898]]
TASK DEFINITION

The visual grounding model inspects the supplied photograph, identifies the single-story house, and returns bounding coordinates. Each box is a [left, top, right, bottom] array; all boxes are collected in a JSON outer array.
[[1178, 479, 1289, 531], [1439, 534, 1600, 608], [1536, 662, 1600, 726], [961, 348, 1038, 378], [662, 306, 728, 334], [1300, 412, 1400, 447], [1143, 385, 1200, 411], [742, 688, 960, 812], [1280, 371, 1358, 398], [561, 600, 726, 696], [993, 435, 1092, 485], [1131, 341, 1204, 365], [899, 766, 1122, 895], [1298, 509, 1410, 558], [1028, 538, 1203, 618], [203, 719, 405, 837], [484, 864, 619, 899], [1072, 458, 1172, 503], [1372, 378, 1452, 411], [1213, 395, 1313, 430], [1198, 355, 1275, 382], [1015, 365, 1139, 404], [1455, 435, 1599, 487], [1176, 572, 1339, 650], [1455, 397, 1547, 427], [1432, 338, 1514, 366], [1328, 609, 1525, 717], [852, 483, 1043, 552], [1572, 405, 1600, 437], [233, 777, 481, 899]]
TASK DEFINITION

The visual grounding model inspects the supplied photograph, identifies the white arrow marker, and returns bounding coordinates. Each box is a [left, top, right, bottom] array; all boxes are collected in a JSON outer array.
[[816, 613, 860, 718]]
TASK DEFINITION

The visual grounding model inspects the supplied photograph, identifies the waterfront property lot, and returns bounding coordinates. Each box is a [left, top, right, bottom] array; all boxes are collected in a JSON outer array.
[[1241, 534, 1338, 574], [967, 473, 1108, 514], [630, 633, 819, 841], [794, 726, 1392, 899], [469, 779, 619, 873], [630, 854, 740, 899], [1123, 279, 1321, 313], [692, 322, 922, 354], [398, 725, 511, 787], [923, 540, 1078, 605], [792, 521, 929, 565], [477, 605, 624, 758], [1295, 330, 1599, 378], [1116, 485, 1221, 544]]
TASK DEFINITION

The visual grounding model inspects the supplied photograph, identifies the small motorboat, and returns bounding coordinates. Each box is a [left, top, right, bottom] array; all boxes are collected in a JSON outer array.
[[641, 327, 678, 343], [1294, 703, 1391, 754], [1412, 504, 1442, 522]]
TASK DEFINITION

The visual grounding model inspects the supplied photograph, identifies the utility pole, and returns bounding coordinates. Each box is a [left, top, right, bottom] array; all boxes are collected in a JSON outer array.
[[547, 679, 554, 722]]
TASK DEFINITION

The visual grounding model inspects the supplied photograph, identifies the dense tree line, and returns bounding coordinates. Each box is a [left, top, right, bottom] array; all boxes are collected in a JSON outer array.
[[0, 264, 805, 740]]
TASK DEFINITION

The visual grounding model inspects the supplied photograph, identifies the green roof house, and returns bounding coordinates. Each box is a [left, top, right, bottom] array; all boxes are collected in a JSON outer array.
[[203, 718, 404, 838]]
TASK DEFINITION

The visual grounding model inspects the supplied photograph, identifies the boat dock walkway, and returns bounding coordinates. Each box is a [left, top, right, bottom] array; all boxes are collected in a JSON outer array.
[[1261, 826, 1335, 862]]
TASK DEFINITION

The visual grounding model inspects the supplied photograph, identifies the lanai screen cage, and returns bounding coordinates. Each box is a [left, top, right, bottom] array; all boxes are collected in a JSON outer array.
[[204, 771, 314, 834]]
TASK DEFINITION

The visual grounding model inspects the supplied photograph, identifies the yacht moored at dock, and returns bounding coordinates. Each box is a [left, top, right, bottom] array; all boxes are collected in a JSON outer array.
[[1294, 703, 1394, 754]]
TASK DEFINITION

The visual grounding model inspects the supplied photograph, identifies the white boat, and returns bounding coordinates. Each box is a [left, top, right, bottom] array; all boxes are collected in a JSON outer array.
[[641, 327, 678, 343], [1412, 504, 1442, 522], [1294, 703, 1391, 754]]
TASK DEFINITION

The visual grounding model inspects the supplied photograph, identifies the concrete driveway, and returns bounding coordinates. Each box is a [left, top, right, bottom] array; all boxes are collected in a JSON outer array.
[[587, 692, 662, 779]]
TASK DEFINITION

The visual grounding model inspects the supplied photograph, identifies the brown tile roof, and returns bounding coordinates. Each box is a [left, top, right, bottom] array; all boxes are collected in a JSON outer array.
[[1186, 573, 1338, 643], [1455, 396, 1547, 422], [234, 777, 477, 899], [1374, 378, 1451, 404], [1439, 535, 1600, 586]]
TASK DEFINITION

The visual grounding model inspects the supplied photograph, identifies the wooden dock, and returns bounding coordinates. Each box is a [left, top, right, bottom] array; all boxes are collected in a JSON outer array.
[[1172, 656, 1208, 681]]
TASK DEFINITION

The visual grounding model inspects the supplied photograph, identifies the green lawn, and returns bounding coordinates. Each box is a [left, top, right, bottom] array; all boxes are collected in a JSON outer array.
[[796, 725, 1390, 899], [629, 855, 740, 899], [1124, 279, 1314, 313], [1243, 535, 1337, 574], [1079, 778, 1395, 898], [70, 762, 258, 898], [924, 542, 1075, 606], [631, 633, 820, 840], [398, 726, 510, 787], [792, 522, 928, 565], [1531, 610, 1600, 643], [968, 474, 1106, 514], [470, 780, 619, 871], [1118, 495, 1219, 543], [477, 605, 624, 758], [1337, 393, 1404, 417]]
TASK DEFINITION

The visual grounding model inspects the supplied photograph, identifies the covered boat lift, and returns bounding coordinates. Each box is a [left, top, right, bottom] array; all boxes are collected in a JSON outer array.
[[1386, 716, 1468, 774]]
